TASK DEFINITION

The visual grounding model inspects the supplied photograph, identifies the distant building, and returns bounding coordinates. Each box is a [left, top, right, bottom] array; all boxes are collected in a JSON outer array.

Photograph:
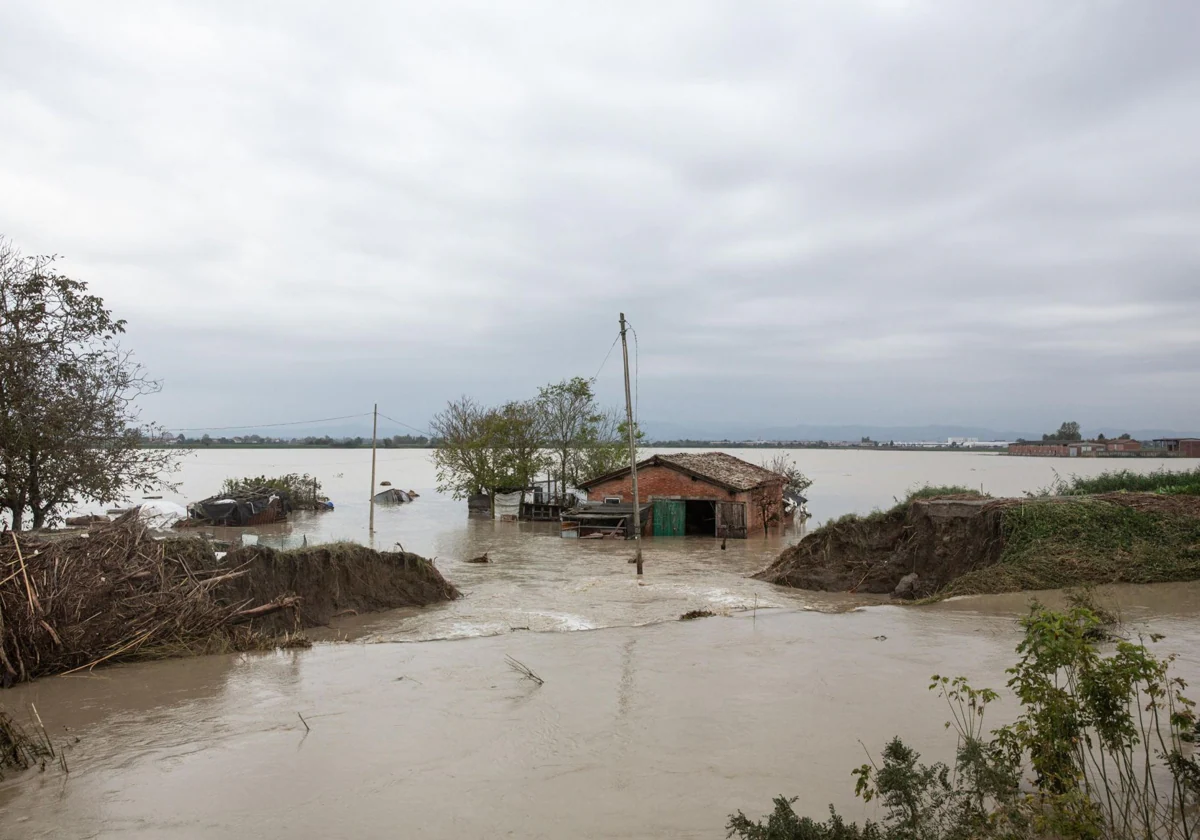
[[575, 452, 785, 539], [1008, 440, 1144, 457], [1153, 438, 1200, 458]]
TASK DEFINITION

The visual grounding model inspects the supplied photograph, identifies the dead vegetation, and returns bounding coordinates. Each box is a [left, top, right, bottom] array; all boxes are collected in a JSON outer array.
[[0, 515, 459, 685], [679, 609, 716, 620], [0, 705, 64, 778], [505, 655, 544, 686]]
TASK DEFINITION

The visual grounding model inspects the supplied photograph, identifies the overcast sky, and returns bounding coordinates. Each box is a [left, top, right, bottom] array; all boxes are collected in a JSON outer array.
[[2, 1, 1197, 437]]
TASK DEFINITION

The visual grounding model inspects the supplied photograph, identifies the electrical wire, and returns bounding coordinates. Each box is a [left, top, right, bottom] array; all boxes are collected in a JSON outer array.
[[624, 321, 640, 428], [376, 412, 434, 438], [168, 412, 372, 432], [592, 332, 622, 383]]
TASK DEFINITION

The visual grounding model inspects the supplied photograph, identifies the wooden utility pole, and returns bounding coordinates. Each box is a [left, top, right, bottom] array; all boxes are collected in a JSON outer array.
[[619, 313, 643, 576], [369, 403, 378, 535]]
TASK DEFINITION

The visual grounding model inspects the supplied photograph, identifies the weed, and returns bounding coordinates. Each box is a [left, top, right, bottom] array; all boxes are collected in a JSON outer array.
[[729, 603, 1200, 840]]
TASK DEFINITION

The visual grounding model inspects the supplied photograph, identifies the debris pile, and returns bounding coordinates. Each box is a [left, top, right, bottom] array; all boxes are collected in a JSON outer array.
[[0, 515, 459, 685]]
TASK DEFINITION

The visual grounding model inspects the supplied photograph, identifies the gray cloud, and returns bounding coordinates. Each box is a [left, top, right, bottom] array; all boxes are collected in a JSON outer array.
[[2, 0, 1198, 435]]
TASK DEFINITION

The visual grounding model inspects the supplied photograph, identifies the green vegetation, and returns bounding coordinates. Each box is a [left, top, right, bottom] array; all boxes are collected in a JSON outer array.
[[431, 378, 643, 504], [1042, 419, 1083, 441], [728, 603, 1200, 840], [829, 485, 988, 527], [902, 484, 985, 502], [1051, 467, 1200, 497], [218, 473, 327, 509], [943, 498, 1200, 597], [1, 235, 176, 530]]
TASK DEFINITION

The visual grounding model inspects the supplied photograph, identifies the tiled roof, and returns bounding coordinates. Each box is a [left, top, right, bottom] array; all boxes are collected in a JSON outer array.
[[656, 452, 782, 491], [579, 451, 782, 492]]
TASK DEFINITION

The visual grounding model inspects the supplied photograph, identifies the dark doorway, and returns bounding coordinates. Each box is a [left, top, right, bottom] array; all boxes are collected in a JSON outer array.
[[684, 500, 716, 535]]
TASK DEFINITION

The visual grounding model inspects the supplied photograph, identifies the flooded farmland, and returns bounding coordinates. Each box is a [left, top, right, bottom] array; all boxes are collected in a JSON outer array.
[[2, 449, 1199, 839]]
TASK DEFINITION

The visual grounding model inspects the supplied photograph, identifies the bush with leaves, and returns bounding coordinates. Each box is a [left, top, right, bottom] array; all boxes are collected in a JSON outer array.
[[219, 473, 327, 510], [729, 603, 1199, 840]]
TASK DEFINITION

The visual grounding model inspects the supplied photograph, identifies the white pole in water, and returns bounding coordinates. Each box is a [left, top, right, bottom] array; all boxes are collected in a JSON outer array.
[[369, 403, 378, 536], [619, 313, 643, 576]]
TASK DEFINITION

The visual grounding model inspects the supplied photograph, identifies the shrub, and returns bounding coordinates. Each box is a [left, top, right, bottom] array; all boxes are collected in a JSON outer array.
[[219, 473, 327, 510], [729, 603, 1199, 840]]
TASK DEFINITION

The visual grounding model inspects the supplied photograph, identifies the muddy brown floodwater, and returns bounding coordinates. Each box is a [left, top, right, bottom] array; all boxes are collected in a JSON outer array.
[[2, 450, 1198, 838]]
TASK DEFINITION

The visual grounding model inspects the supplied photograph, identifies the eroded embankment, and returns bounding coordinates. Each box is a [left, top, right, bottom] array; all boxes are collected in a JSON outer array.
[[0, 517, 459, 685], [755, 493, 1200, 599]]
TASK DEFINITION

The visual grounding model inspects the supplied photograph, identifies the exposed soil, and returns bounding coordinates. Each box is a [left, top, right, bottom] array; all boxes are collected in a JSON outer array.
[[755, 499, 1011, 599], [754, 493, 1200, 600], [217, 543, 461, 633]]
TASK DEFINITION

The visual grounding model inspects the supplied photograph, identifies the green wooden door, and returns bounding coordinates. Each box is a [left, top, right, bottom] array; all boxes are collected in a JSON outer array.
[[653, 500, 685, 536]]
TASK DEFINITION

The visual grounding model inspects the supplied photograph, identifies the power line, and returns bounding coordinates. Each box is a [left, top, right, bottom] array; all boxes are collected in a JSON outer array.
[[376, 412, 433, 438], [168, 412, 373, 432], [625, 321, 640, 427], [592, 332, 621, 383]]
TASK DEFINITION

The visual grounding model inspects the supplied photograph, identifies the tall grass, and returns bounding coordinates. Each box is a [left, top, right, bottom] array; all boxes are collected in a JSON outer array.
[[942, 498, 1200, 596], [1053, 467, 1200, 497]]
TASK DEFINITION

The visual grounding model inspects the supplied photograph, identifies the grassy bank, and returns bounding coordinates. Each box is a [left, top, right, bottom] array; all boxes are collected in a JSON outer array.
[[943, 496, 1200, 596], [759, 469, 1200, 599], [1046, 465, 1200, 496]]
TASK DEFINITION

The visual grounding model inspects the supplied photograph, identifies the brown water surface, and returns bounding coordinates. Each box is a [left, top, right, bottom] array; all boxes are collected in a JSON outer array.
[[3, 450, 1197, 838]]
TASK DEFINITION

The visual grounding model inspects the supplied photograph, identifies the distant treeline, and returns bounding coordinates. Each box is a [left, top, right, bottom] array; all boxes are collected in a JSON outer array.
[[163, 434, 432, 448]]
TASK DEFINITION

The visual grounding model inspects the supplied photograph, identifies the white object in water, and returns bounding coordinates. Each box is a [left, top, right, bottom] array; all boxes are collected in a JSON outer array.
[[137, 500, 188, 530]]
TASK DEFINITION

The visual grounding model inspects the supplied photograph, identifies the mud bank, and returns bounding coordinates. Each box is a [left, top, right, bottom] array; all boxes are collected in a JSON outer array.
[[0, 518, 459, 685], [755, 493, 1200, 599]]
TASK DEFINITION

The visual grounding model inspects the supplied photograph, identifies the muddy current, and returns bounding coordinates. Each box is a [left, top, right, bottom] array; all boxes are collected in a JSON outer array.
[[2, 450, 1199, 838]]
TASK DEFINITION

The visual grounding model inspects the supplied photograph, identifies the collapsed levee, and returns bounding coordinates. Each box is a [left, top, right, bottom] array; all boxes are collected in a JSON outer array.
[[0, 515, 459, 686], [754, 493, 1200, 600]]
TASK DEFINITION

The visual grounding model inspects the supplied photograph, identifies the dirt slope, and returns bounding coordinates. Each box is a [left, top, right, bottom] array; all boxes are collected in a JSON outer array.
[[755, 494, 1200, 599]]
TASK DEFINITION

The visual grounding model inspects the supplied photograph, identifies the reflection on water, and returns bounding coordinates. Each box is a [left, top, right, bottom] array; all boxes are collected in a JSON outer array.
[[4, 450, 1194, 838]]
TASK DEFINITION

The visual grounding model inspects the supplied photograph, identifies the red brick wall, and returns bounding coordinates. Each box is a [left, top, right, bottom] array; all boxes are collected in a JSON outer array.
[[585, 465, 784, 533], [1105, 441, 1141, 452], [1008, 444, 1069, 456], [1181, 440, 1200, 458], [586, 465, 734, 503]]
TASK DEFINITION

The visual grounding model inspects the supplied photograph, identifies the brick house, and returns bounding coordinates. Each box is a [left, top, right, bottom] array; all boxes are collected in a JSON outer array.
[[1008, 440, 1144, 457], [1154, 438, 1200, 458], [576, 452, 785, 538]]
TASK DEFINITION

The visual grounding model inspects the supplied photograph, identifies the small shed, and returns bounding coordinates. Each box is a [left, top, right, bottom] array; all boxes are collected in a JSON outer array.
[[576, 452, 786, 539]]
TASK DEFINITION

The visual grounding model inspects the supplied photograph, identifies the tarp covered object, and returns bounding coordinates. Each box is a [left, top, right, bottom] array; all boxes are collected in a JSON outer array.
[[373, 488, 413, 504], [188, 490, 292, 526], [138, 500, 188, 530]]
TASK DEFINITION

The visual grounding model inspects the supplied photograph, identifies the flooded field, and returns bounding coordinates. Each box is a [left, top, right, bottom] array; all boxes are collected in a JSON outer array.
[[2, 449, 1198, 838]]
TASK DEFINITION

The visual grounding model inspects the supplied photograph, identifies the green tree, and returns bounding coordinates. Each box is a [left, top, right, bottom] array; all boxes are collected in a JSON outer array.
[[537, 377, 605, 493], [1043, 421, 1082, 441], [577, 408, 643, 482], [430, 396, 505, 507], [492, 400, 550, 493], [0, 237, 177, 529]]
